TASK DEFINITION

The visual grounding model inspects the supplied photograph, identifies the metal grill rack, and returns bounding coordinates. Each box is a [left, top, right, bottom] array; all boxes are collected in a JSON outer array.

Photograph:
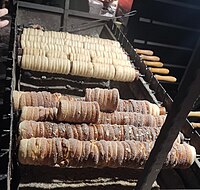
[[0, 1, 199, 189]]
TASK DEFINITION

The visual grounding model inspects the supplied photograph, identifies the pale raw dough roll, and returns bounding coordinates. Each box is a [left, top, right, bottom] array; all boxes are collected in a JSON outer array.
[[48, 58, 71, 75], [46, 51, 68, 59], [22, 41, 65, 52], [21, 55, 71, 75], [70, 47, 90, 56], [93, 63, 115, 80], [21, 55, 46, 71], [70, 61, 93, 77], [63, 45, 72, 54], [69, 53, 91, 62], [13, 91, 23, 110], [21, 28, 137, 82], [43, 30, 64, 39], [23, 48, 46, 57], [92, 57, 113, 65], [22, 28, 29, 35], [114, 66, 136, 82], [21, 41, 40, 49], [23, 28, 122, 48], [112, 59, 132, 67], [26, 28, 43, 36], [95, 50, 104, 58]]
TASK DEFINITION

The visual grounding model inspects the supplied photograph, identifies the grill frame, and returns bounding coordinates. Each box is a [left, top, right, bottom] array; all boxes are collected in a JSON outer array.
[[1, 0, 199, 189]]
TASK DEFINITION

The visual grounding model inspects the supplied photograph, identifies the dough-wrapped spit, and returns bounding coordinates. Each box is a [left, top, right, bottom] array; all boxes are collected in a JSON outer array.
[[18, 138, 196, 169], [57, 100, 100, 123], [23, 48, 46, 57], [19, 120, 161, 142], [20, 28, 140, 82], [20, 55, 138, 82], [92, 63, 116, 80], [20, 100, 100, 124], [13, 90, 76, 110], [85, 88, 119, 112], [98, 112, 166, 127], [21, 55, 71, 75], [117, 99, 166, 116], [70, 61, 94, 78], [22, 28, 122, 49], [20, 106, 58, 122], [22, 47, 129, 61]]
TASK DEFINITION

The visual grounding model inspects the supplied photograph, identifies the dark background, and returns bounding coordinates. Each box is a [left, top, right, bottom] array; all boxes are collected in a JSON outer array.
[[127, 0, 200, 99]]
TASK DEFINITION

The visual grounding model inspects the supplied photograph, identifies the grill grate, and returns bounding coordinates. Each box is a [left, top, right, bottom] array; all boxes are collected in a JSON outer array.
[[1, 1, 199, 189]]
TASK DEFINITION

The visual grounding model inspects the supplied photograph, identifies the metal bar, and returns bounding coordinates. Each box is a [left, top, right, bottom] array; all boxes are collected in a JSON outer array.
[[135, 36, 200, 190], [146, 41, 193, 51], [139, 17, 200, 33], [163, 63, 186, 69], [18, 1, 64, 14], [66, 10, 136, 33], [67, 22, 105, 33], [107, 21, 160, 104], [68, 9, 111, 20], [154, 0, 200, 10], [61, 0, 70, 31]]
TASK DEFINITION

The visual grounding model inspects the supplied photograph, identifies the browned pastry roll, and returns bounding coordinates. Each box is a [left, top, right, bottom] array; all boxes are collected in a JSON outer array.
[[13, 91, 76, 110], [117, 99, 166, 116], [18, 138, 196, 169], [20, 106, 58, 122], [85, 88, 119, 112], [98, 112, 166, 127], [57, 100, 100, 123], [19, 120, 162, 142]]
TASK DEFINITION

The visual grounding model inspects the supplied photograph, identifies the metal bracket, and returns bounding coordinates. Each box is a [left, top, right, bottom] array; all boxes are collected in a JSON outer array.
[[136, 36, 200, 190]]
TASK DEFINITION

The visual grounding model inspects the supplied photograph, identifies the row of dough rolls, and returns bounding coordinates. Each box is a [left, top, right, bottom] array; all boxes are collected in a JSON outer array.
[[20, 28, 140, 82], [20, 55, 138, 82], [18, 138, 196, 168], [13, 88, 166, 116], [19, 104, 166, 128], [23, 47, 129, 63], [17, 29, 195, 171], [13, 90, 76, 111], [22, 28, 122, 48], [19, 100, 100, 124], [21, 40, 124, 56], [21, 28, 123, 58], [19, 121, 182, 143]]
